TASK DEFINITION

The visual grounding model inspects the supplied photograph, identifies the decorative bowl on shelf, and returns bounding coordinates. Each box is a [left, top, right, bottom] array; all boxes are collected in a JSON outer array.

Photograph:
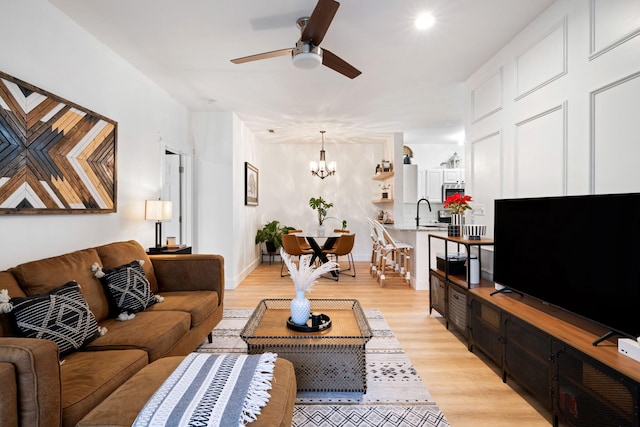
[[463, 224, 486, 240]]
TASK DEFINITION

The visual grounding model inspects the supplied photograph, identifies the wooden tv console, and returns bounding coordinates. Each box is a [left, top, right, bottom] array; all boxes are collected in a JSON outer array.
[[427, 234, 639, 425], [469, 287, 640, 427]]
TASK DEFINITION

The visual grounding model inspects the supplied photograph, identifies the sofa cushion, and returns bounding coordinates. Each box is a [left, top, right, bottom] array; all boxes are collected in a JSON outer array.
[[0, 271, 26, 299], [76, 356, 296, 427], [96, 260, 156, 316], [95, 241, 158, 292], [60, 349, 148, 427], [145, 290, 218, 327], [76, 357, 182, 427], [84, 310, 190, 362], [9, 249, 110, 322], [10, 282, 99, 358]]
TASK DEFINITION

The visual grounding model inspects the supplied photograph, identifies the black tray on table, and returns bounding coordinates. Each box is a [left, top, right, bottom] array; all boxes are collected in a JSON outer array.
[[286, 313, 332, 332]]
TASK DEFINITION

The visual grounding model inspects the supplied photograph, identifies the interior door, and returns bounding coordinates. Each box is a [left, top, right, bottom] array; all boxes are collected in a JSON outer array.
[[163, 150, 182, 244]]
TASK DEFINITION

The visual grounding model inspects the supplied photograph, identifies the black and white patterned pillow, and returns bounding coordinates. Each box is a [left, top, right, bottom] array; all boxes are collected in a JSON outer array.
[[97, 260, 156, 316], [10, 281, 99, 357]]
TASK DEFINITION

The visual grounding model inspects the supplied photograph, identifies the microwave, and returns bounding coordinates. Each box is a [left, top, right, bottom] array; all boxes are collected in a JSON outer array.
[[442, 183, 465, 201]]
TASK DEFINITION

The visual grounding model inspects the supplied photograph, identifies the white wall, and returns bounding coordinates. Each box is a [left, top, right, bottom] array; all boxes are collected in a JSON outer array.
[[192, 113, 259, 289], [232, 116, 260, 286], [465, 0, 640, 237], [257, 139, 386, 263], [0, 0, 190, 270]]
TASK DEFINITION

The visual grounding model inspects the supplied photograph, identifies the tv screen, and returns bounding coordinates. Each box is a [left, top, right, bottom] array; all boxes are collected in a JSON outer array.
[[493, 193, 640, 339]]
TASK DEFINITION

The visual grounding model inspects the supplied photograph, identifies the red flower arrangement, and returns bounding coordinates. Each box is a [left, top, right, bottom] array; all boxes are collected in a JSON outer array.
[[444, 192, 473, 214]]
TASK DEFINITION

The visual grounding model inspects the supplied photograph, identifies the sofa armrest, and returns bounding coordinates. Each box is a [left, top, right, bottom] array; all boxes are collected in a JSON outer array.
[[0, 338, 62, 427], [0, 362, 18, 426], [149, 254, 225, 303]]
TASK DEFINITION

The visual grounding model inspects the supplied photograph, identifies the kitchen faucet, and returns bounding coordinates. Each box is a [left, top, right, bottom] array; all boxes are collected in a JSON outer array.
[[416, 198, 432, 227]]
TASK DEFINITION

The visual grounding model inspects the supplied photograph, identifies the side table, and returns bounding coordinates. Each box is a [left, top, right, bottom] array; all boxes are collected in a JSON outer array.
[[146, 246, 192, 255]]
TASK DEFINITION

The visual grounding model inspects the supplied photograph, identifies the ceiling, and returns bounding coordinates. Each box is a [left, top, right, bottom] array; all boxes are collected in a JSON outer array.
[[49, 0, 554, 145]]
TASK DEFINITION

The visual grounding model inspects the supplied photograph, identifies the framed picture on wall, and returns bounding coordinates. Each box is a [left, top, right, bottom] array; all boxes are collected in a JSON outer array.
[[0, 70, 117, 214], [245, 162, 258, 206]]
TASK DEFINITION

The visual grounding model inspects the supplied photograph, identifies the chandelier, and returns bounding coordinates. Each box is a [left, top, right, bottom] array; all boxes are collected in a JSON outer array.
[[309, 130, 336, 179]]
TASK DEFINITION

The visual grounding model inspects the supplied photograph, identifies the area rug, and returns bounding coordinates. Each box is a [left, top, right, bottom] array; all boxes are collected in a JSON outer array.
[[198, 308, 450, 427]]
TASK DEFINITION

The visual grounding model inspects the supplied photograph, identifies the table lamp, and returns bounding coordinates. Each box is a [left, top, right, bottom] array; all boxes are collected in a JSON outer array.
[[145, 200, 173, 250]]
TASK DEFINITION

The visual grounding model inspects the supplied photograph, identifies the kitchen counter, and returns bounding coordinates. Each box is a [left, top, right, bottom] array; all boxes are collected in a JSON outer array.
[[385, 223, 449, 232]]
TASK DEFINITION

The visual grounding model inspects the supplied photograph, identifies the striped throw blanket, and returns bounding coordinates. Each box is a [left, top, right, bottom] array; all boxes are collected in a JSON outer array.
[[133, 352, 277, 427]]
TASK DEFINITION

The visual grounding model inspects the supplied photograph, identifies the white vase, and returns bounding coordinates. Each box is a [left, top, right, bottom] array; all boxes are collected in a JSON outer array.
[[317, 224, 326, 237], [290, 291, 311, 325]]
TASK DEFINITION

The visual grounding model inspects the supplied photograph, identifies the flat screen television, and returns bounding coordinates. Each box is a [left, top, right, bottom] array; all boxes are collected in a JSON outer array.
[[493, 193, 640, 342]]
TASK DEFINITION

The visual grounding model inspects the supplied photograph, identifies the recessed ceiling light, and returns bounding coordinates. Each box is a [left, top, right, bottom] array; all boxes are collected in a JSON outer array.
[[414, 12, 435, 30]]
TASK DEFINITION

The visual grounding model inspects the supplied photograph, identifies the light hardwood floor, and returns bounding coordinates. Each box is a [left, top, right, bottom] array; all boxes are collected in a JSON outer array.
[[226, 261, 552, 427]]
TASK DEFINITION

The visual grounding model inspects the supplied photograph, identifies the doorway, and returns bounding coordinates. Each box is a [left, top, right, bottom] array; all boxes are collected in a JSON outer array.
[[163, 149, 187, 245]]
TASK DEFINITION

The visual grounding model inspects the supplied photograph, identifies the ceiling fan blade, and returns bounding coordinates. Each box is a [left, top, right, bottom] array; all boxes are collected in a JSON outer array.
[[301, 0, 339, 46], [231, 48, 292, 64], [322, 49, 361, 79]]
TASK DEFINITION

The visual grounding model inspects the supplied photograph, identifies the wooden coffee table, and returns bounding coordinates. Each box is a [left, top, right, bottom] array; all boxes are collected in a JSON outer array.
[[240, 298, 372, 392]]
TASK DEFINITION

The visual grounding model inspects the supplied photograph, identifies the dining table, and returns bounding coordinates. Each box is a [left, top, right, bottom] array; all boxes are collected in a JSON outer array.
[[294, 232, 341, 277]]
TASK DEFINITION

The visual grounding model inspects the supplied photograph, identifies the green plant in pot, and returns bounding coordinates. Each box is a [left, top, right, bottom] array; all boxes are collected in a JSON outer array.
[[309, 196, 334, 236], [255, 220, 294, 253]]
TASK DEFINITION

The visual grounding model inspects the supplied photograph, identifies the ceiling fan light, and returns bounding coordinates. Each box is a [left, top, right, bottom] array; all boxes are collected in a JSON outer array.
[[293, 52, 322, 69]]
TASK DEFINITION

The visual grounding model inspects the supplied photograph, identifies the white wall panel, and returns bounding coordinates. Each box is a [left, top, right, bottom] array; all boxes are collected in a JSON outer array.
[[591, 72, 640, 193], [515, 104, 567, 197], [470, 131, 502, 236], [515, 18, 567, 99], [590, 0, 640, 59], [471, 69, 503, 122]]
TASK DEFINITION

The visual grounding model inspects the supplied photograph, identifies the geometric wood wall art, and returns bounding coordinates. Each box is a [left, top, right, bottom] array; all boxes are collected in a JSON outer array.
[[0, 70, 117, 214]]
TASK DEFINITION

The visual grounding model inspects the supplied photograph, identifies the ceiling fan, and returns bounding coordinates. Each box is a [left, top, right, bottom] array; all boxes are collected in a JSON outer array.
[[230, 0, 361, 79]]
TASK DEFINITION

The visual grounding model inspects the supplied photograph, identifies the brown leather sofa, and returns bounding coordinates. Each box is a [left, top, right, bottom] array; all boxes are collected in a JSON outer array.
[[0, 240, 296, 427]]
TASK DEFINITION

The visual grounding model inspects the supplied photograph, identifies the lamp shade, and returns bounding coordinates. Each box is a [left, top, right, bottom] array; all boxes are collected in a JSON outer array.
[[145, 200, 173, 221]]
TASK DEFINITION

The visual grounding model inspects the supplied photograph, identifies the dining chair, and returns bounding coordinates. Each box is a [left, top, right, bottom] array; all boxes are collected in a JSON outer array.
[[320, 228, 349, 252], [323, 233, 356, 279], [280, 233, 314, 277], [287, 229, 312, 251]]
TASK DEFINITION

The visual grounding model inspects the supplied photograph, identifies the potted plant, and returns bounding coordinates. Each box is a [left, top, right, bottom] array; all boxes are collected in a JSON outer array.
[[255, 220, 294, 253], [309, 197, 334, 236], [443, 192, 472, 237]]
